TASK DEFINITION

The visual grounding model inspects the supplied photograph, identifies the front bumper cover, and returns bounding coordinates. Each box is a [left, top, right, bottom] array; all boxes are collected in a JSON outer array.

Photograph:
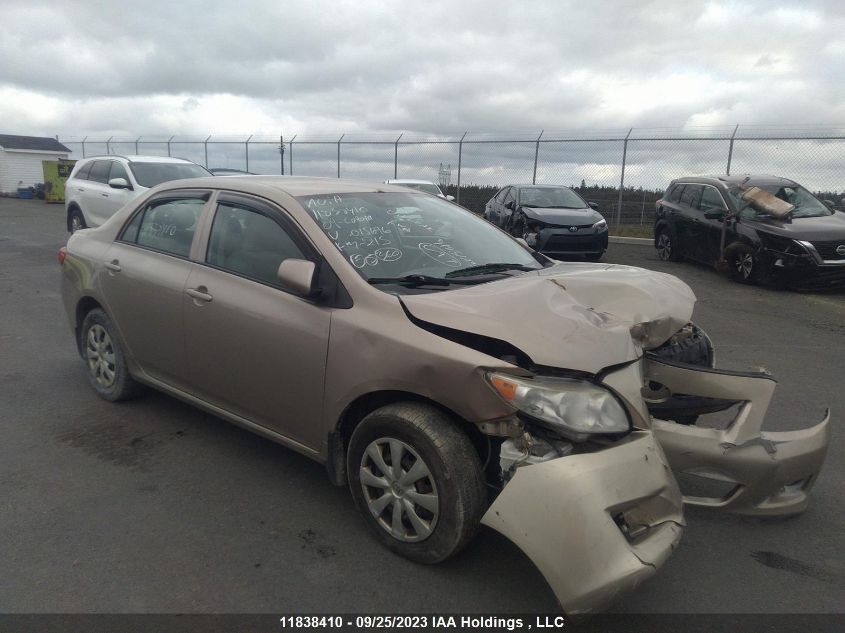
[[481, 430, 684, 616], [645, 357, 830, 516]]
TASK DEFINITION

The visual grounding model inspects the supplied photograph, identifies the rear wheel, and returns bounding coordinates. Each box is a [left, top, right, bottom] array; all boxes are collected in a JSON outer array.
[[347, 403, 486, 564], [656, 228, 681, 261], [69, 208, 87, 233], [79, 308, 143, 401]]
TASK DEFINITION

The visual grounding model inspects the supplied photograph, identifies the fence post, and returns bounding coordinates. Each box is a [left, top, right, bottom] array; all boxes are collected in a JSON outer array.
[[456, 131, 467, 204], [106, 136, 113, 155], [337, 134, 344, 178], [289, 135, 296, 175], [726, 124, 739, 175], [245, 135, 252, 172], [204, 136, 210, 167], [81, 136, 87, 158], [532, 130, 543, 184], [135, 136, 141, 155], [280, 135, 284, 175], [394, 133, 403, 179], [167, 135, 174, 157], [616, 128, 633, 229]]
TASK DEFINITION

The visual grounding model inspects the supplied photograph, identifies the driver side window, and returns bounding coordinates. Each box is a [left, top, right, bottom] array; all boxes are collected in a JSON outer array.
[[699, 186, 727, 213], [502, 187, 515, 206]]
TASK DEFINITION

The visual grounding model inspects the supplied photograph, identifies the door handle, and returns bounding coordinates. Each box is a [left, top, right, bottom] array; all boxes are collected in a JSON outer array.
[[101, 192, 109, 197], [104, 260, 121, 273], [186, 287, 213, 303]]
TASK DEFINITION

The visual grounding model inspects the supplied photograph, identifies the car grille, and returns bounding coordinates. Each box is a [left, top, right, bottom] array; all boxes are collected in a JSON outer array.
[[543, 234, 601, 252], [810, 240, 845, 260]]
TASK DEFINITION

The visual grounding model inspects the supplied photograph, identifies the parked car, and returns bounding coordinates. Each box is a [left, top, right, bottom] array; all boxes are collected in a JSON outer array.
[[654, 175, 845, 289], [65, 155, 211, 232], [384, 179, 454, 201], [484, 184, 608, 260], [60, 176, 829, 615]]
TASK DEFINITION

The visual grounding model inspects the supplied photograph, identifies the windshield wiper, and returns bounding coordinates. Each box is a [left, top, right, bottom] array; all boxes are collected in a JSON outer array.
[[368, 274, 479, 287], [445, 263, 537, 278]]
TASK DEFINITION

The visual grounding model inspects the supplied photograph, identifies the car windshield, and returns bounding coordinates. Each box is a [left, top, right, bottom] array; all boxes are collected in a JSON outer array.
[[298, 192, 544, 289], [730, 183, 832, 219], [519, 187, 586, 208], [129, 162, 211, 188], [401, 183, 442, 195]]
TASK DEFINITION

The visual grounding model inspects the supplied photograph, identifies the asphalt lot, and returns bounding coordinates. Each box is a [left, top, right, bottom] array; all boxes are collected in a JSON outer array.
[[1, 196, 843, 615]]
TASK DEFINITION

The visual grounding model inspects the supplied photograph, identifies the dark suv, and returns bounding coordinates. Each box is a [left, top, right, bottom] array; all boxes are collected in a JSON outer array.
[[654, 175, 845, 289]]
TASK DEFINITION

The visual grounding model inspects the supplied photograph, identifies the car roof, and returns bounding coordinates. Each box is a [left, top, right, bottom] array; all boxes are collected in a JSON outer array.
[[155, 175, 424, 197], [79, 155, 199, 164], [670, 174, 800, 188], [385, 179, 437, 185]]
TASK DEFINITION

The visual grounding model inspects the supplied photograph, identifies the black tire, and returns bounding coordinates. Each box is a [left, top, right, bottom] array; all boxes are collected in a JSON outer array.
[[79, 308, 143, 402], [509, 212, 526, 238], [728, 244, 758, 284], [655, 227, 682, 261], [69, 207, 87, 233], [347, 403, 486, 564]]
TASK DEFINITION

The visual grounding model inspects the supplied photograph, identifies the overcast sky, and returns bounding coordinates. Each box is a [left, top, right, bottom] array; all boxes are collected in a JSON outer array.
[[1, 0, 844, 140]]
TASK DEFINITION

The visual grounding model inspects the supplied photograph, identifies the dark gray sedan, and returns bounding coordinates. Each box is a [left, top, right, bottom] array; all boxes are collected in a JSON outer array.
[[484, 185, 609, 261]]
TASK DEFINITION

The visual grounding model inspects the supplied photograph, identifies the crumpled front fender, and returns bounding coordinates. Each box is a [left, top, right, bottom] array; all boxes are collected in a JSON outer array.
[[645, 357, 830, 516], [481, 431, 684, 616]]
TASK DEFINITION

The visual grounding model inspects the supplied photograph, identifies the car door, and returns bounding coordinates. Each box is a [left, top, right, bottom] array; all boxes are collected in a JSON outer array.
[[102, 161, 135, 219], [486, 187, 508, 223], [696, 184, 731, 264], [675, 184, 704, 260], [98, 191, 211, 389], [82, 160, 114, 226], [500, 187, 517, 227], [182, 193, 330, 450]]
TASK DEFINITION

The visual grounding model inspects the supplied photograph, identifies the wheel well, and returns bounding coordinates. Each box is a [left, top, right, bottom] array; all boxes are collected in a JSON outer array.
[[66, 203, 81, 231], [654, 220, 669, 246], [74, 296, 103, 354], [328, 391, 488, 486]]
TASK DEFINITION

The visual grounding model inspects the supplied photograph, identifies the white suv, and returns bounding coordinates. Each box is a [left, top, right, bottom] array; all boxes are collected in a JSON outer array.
[[65, 155, 211, 232]]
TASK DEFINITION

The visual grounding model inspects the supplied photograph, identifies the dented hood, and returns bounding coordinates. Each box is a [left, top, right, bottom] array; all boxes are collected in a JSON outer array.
[[401, 262, 696, 374]]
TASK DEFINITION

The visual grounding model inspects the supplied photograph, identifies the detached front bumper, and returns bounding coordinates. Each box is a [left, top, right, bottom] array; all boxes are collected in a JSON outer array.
[[645, 357, 831, 516], [481, 431, 683, 616]]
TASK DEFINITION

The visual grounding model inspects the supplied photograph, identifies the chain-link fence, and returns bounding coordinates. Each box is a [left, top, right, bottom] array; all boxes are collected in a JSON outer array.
[[57, 126, 845, 237]]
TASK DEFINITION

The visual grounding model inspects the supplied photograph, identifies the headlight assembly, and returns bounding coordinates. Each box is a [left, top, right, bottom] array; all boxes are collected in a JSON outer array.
[[486, 372, 630, 441], [593, 219, 608, 231]]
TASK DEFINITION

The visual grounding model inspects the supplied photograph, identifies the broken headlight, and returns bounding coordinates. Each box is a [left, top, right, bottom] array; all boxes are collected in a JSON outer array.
[[486, 372, 630, 441]]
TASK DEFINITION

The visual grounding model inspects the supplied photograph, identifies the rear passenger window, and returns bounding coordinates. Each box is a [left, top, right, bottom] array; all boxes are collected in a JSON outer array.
[[88, 160, 112, 184], [206, 203, 306, 287], [679, 184, 703, 208], [666, 184, 684, 203], [122, 197, 206, 258]]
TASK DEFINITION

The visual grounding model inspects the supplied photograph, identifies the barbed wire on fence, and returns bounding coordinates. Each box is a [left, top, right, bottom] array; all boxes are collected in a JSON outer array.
[[57, 125, 845, 234]]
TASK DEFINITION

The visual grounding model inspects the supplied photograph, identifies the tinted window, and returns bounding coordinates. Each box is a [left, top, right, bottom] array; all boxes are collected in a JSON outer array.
[[207, 203, 306, 286], [109, 161, 130, 182], [666, 184, 684, 203], [88, 160, 112, 184], [518, 186, 586, 208], [127, 198, 206, 257], [679, 184, 703, 208], [128, 162, 210, 188], [699, 186, 727, 212], [74, 161, 94, 180]]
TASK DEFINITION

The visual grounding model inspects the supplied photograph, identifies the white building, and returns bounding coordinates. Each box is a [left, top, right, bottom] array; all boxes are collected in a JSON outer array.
[[0, 134, 71, 194]]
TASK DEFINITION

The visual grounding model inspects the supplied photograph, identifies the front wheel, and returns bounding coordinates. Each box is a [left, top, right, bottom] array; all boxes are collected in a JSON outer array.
[[510, 212, 526, 238], [729, 245, 758, 284], [347, 403, 486, 564]]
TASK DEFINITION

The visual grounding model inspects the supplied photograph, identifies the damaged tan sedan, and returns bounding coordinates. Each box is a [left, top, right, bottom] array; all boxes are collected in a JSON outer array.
[[60, 177, 830, 615]]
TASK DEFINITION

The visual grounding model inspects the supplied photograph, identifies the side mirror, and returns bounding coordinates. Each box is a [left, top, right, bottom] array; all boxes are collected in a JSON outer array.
[[108, 177, 131, 190], [277, 259, 319, 298], [446, 195, 455, 202], [587, 201, 599, 210], [505, 201, 516, 210], [703, 209, 725, 220]]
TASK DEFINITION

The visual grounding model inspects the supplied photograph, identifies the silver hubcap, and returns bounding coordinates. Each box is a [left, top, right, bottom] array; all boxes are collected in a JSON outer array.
[[736, 252, 753, 278], [71, 214, 82, 232], [359, 437, 439, 543], [86, 324, 116, 388], [657, 233, 671, 260]]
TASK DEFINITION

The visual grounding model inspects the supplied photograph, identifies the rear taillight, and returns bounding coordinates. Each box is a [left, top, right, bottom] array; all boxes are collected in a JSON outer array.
[[58, 246, 67, 265]]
